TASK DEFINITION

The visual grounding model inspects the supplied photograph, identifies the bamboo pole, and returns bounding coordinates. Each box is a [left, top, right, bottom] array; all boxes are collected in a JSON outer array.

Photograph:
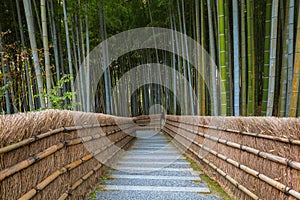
[[0, 142, 64, 182], [57, 163, 102, 200], [217, 0, 228, 116], [289, 8, 300, 117], [166, 117, 300, 145], [163, 125, 300, 199], [0, 121, 134, 154], [162, 128, 260, 200], [261, 0, 273, 116], [0, 126, 135, 182], [57, 136, 135, 200], [166, 121, 300, 170], [266, 0, 279, 116], [18, 135, 135, 200], [240, 0, 247, 116]]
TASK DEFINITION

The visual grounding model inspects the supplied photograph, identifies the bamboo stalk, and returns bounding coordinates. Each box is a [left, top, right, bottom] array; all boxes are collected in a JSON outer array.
[[163, 126, 300, 199], [166, 117, 300, 145], [289, 8, 300, 117], [162, 128, 260, 200], [266, 0, 279, 116], [166, 122, 300, 170], [261, 0, 273, 116]]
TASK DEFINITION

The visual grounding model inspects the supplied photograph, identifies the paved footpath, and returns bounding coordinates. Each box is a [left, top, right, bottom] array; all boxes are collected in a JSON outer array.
[[96, 131, 221, 200]]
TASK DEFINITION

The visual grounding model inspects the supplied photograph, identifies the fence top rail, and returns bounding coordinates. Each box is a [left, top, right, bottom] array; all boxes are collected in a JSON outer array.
[[166, 116, 300, 146], [0, 121, 134, 155]]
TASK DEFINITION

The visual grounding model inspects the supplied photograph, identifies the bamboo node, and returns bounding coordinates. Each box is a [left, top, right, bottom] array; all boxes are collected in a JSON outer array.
[[257, 150, 262, 156], [67, 189, 72, 196], [34, 187, 40, 194], [63, 141, 68, 147], [63, 127, 68, 132], [33, 135, 39, 141], [284, 186, 292, 196], [286, 159, 293, 168], [32, 154, 40, 162], [80, 156, 85, 162], [91, 168, 97, 174]]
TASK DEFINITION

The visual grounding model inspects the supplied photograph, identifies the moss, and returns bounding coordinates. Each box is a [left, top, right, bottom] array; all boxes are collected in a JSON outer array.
[[187, 157, 234, 200], [88, 171, 114, 199], [88, 185, 101, 200]]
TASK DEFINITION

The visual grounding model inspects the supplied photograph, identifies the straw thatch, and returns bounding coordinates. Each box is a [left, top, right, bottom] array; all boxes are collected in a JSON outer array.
[[162, 115, 300, 200], [0, 110, 137, 199]]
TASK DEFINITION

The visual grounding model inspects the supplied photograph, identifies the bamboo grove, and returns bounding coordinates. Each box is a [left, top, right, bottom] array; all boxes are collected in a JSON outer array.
[[0, 0, 299, 117]]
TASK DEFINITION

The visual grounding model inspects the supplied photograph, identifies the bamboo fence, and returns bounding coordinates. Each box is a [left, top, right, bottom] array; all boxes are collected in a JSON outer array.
[[163, 115, 300, 200], [0, 110, 139, 199]]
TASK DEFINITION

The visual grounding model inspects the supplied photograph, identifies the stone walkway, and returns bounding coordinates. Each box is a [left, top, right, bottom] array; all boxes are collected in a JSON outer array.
[[96, 131, 221, 200]]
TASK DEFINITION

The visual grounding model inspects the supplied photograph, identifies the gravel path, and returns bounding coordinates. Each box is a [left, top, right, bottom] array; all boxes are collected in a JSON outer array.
[[96, 131, 221, 200]]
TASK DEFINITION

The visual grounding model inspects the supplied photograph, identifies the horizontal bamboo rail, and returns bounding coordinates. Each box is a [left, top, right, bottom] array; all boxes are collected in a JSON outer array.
[[57, 163, 103, 200], [0, 142, 64, 182], [0, 121, 134, 154], [163, 128, 260, 200], [57, 136, 135, 200], [18, 134, 134, 200], [166, 118, 300, 146], [164, 124, 300, 199], [166, 121, 300, 170], [0, 125, 136, 181]]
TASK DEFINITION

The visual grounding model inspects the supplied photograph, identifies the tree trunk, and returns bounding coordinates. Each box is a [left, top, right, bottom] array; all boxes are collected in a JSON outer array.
[[75, 14, 86, 111], [49, 0, 60, 86], [85, 3, 91, 112], [8, 62, 18, 113], [232, 0, 240, 116], [285, 0, 295, 116], [279, 0, 292, 117], [31, 0, 42, 36], [261, 0, 272, 116], [289, 8, 300, 117], [217, 0, 228, 116], [99, 0, 112, 114], [16, 0, 34, 110], [246, 0, 255, 116], [41, 0, 52, 107], [62, 0, 76, 107], [207, 0, 219, 115], [23, 0, 45, 108], [240, 0, 247, 116], [176, 0, 187, 114], [0, 51, 11, 114], [266, 0, 279, 116], [181, 0, 194, 115], [170, 12, 177, 115]]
